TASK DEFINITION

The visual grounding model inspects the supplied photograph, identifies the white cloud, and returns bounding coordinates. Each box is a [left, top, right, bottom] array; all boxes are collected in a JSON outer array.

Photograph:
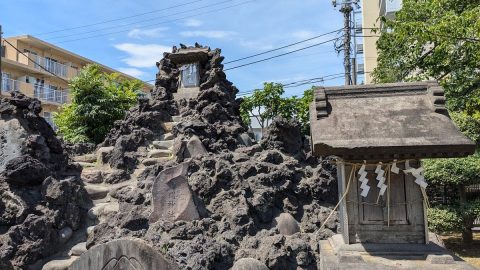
[[114, 43, 171, 68], [239, 39, 275, 51], [291, 30, 316, 40], [127, 27, 168, 39], [184, 18, 203, 27], [116, 67, 145, 78], [180, 30, 236, 39]]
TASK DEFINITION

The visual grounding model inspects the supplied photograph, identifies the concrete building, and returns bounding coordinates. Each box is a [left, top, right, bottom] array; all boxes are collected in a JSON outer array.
[[356, 0, 402, 84], [0, 35, 153, 127]]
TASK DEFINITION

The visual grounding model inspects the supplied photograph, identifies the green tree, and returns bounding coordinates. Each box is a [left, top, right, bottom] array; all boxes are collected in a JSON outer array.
[[54, 64, 142, 144], [372, 0, 480, 115], [424, 154, 480, 244], [240, 83, 314, 135]]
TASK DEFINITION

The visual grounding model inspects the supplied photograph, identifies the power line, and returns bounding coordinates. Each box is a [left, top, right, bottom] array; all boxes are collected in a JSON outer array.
[[223, 37, 340, 71], [281, 73, 345, 86], [142, 34, 341, 84], [236, 73, 346, 96], [3, 39, 69, 83], [53, 0, 255, 44], [35, 0, 206, 36], [354, 27, 480, 42], [223, 28, 342, 64], [47, 0, 233, 41], [282, 73, 345, 88]]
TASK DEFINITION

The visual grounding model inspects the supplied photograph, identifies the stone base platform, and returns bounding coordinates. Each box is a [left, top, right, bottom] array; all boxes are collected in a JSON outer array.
[[319, 234, 478, 270]]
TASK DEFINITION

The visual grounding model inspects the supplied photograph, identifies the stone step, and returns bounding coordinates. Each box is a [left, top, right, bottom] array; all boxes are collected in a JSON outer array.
[[84, 184, 109, 200], [133, 167, 146, 178], [68, 242, 87, 256], [148, 149, 171, 158], [74, 162, 96, 168], [88, 202, 119, 220], [151, 140, 174, 150], [42, 256, 78, 270], [73, 153, 96, 163], [142, 158, 169, 166], [96, 146, 114, 165], [161, 122, 175, 132], [160, 132, 174, 141], [86, 226, 95, 236], [172, 115, 182, 122], [81, 169, 103, 184]]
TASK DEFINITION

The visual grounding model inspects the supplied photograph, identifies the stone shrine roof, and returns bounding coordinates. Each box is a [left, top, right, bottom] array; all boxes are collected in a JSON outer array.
[[310, 82, 476, 160], [169, 47, 209, 65]]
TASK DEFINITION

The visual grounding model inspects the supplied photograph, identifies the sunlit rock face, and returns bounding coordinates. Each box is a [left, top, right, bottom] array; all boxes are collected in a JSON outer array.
[[0, 92, 89, 269]]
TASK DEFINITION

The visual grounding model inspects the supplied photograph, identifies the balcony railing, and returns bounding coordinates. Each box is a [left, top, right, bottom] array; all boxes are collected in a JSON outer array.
[[17, 53, 79, 78], [1, 78, 69, 105]]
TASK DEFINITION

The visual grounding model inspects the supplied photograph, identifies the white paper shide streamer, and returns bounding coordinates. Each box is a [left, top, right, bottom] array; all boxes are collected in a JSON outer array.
[[391, 160, 400, 174], [404, 163, 428, 188], [375, 164, 387, 196], [358, 164, 370, 197]]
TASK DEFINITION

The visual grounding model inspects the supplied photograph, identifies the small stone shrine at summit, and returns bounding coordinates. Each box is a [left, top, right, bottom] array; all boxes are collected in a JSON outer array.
[[170, 45, 208, 100], [310, 82, 477, 269]]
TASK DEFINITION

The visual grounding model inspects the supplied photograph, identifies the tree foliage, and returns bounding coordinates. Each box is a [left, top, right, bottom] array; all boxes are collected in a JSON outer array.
[[54, 64, 142, 144], [428, 207, 462, 233], [423, 153, 480, 186], [372, 0, 480, 115], [240, 83, 314, 135], [373, 2, 480, 242]]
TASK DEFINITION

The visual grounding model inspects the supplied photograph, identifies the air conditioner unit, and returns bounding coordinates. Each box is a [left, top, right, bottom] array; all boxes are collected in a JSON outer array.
[[355, 21, 362, 33], [356, 44, 364, 54], [357, 63, 365, 74]]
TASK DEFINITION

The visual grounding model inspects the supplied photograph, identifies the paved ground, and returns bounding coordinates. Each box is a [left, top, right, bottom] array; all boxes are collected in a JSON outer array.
[[441, 232, 480, 269]]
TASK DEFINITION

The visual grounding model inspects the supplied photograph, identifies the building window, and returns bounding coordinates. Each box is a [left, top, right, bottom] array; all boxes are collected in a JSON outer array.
[[1, 45, 5, 57], [180, 63, 199, 88]]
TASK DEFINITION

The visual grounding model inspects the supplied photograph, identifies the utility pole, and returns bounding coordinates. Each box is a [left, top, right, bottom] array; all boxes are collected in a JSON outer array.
[[0, 24, 3, 94], [333, 0, 356, 85]]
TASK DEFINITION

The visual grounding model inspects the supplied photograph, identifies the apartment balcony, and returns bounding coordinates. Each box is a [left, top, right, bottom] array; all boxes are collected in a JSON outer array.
[[1, 78, 69, 105], [17, 53, 80, 78]]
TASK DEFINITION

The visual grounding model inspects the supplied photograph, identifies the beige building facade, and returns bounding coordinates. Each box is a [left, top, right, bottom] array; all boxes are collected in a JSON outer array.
[[1, 35, 153, 127], [357, 0, 402, 84]]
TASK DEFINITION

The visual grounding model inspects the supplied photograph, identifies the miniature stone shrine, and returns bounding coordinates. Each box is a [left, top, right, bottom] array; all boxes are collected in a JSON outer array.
[[310, 82, 477, 269], [169, 45, 209, 100]]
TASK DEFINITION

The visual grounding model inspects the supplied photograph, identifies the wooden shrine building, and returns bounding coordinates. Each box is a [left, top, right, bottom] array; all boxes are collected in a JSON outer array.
[[310, 82, 476, 269]]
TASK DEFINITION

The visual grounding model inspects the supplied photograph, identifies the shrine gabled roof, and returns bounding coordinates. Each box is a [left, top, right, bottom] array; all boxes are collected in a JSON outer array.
[[310, 82, 476, 160]]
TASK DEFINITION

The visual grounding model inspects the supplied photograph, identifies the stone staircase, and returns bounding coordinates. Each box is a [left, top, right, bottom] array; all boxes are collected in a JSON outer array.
[[41, 117, 180, 270]]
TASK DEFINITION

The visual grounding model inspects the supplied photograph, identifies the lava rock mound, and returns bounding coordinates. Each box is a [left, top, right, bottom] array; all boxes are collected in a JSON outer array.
[[0, 92, 89, 269], [89, 118, 338, 270]]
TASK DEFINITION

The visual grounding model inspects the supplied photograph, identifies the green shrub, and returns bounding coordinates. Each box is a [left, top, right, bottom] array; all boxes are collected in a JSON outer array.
[[54, 64, 142, 144], [428, 206, 462, 233]]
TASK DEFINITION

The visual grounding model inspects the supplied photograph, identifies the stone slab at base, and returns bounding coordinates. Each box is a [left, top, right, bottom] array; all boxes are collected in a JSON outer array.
[[319, 234, 478, 270]]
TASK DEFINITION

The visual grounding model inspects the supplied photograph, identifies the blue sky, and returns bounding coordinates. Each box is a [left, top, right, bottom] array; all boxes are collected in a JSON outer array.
[[1, 0, 346, 97]]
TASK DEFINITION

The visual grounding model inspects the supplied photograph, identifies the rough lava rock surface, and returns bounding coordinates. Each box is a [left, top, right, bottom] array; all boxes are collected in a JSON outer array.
[[91, 119, 338, 269], [85, 44, 339, 269], [0, 92, 90, 269]]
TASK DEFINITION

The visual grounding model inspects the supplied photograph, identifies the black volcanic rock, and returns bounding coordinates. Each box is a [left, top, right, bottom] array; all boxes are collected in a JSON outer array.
[[84, 45, 338, 269], [0, 92, 89, 269]]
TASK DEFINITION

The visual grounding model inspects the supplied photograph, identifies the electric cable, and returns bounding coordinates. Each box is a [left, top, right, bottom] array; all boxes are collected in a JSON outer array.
[[34, 0, 206, 36]]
